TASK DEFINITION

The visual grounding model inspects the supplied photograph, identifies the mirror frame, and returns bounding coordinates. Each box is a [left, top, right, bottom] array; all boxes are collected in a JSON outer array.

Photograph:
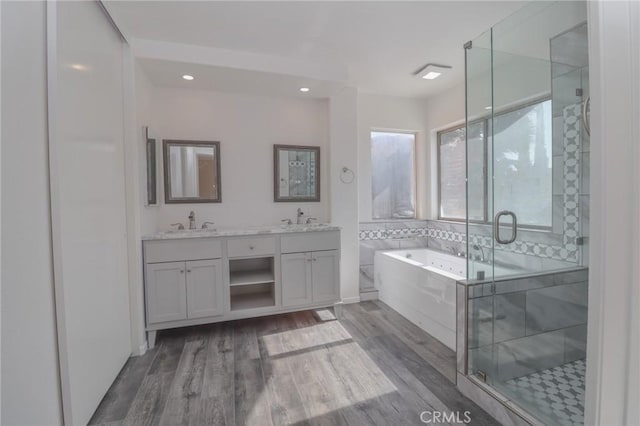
[[163, 139, 222, 204], [273, 144, 321, 202], [144, 126, 158, 206]]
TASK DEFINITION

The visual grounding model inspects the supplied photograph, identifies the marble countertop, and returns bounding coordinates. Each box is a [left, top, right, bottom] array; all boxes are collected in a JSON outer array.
[[142, 224, 340, 241]]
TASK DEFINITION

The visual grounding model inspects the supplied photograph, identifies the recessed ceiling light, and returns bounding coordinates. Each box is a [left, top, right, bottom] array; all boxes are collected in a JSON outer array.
[[299, 87, 310, 92], [70, 64, 89, 71], [414, 63, 452, 80], [182, 74, 194, 81], [422, 72, 441, 80]]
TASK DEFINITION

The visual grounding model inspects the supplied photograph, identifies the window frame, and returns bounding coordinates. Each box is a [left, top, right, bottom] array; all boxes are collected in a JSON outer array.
[[437, 119, 488, 223], [370, 129, 418, 221], [437, 97, 553, 230]]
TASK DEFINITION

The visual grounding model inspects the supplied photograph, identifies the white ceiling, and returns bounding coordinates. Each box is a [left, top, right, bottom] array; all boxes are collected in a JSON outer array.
[[106, 1, 528, 99], [138, 58, 344, 98]]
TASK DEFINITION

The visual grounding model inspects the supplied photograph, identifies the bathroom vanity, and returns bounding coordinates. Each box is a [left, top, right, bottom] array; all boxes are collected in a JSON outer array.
[[142, 225, 340, 347]]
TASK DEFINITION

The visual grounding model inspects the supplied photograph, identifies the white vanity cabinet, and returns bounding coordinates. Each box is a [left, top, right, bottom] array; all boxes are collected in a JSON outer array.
[[280, 231, 340, 306], [311, 250, 340, 302], [186, 259, 225, 318], [142, 227, 340, 349], [281, 250, 339, 307], [145, 261, 188, 323], [145, 258, 224, 324], [281, 253, 313, 306]]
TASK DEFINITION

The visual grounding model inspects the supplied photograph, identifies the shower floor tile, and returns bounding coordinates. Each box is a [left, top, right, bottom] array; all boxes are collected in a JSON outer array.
[[503, 359, 586, 426]]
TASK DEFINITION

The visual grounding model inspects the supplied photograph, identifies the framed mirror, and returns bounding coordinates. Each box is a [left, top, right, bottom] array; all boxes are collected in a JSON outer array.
[[163, 139, 221, 204], [274, 144, 320, 202], [144, 127, 158, 206]]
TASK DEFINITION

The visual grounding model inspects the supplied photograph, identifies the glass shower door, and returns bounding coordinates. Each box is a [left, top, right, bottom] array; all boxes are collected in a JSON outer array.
[[465, 2, 590, 425]]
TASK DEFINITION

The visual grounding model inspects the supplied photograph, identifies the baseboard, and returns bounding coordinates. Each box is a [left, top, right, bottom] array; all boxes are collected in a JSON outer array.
[[341, 296, 361, 304], [359, 290, 379, 301], [137, 342, 148, 356]]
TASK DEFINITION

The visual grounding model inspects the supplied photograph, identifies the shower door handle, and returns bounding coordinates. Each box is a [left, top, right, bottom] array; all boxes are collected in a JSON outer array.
[[582, 96, 591, 136], [494, 210, 517, 244]]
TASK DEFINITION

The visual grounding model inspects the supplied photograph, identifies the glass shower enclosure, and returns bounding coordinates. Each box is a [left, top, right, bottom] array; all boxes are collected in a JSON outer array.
[[462, 2, 589, 425]]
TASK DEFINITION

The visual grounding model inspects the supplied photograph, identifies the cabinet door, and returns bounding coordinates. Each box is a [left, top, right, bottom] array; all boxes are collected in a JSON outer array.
[[146, 261, 187, 324], [281, 252, 313, 307], [186, 259, 224, 319], [311, 250, 340, 303]]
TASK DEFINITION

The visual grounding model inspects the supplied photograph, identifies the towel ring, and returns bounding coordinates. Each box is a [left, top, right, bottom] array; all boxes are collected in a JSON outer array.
[[340, 167, 355, 184]]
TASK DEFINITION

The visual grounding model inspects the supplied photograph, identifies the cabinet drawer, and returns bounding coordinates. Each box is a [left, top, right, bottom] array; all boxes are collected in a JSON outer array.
[[227, 236, 276, 258], [281, 231, 340, 254], [144, 238, 222, 263]]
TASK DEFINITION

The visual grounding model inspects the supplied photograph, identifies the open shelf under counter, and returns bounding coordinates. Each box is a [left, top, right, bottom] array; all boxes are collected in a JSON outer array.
[[229, 269, 275, 286], [230, 291, 275, 311], [230, 282, 275, 311]]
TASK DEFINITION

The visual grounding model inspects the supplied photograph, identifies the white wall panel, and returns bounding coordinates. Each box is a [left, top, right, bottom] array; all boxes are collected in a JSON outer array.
[[48, 2, 131, 424], [1, 2, 63, 424]]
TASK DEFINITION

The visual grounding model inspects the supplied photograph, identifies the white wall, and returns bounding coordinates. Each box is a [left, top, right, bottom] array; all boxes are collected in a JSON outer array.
[[123, 54, 148, 356], [135, 63, 159, 236], [0, 2, 63, 424], [584, 0, 640, 424], [357, 93, 429, 221], [142, 86, 330, 231], [330, 88, 360, 303]]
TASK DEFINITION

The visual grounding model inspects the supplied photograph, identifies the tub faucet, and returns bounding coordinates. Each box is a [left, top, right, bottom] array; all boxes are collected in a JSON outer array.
[[188, 211, 196, 230], [472, 244, 485, 262], [448, 246, 466, 258]]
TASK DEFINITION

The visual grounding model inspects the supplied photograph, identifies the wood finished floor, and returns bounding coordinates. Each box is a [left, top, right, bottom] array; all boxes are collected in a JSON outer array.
[[89, 301, 498, 425]]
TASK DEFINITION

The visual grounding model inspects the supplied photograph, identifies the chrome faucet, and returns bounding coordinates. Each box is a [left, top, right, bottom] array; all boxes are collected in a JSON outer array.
[[306, 217, 317, 224], [281, 219, 293, 225], [472, 244, 485, 262], [296, 208, 305, 225], [448, 246, 466, 258], [188, 211, 196, 230], [201, 221, 215, 229]]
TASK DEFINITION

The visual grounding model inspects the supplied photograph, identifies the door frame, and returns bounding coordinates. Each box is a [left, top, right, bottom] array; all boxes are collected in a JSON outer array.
[[584, 1, 640, 424]]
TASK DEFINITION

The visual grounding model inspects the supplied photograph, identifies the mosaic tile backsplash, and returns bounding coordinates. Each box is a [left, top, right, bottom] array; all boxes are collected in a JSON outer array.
[[358, 220, 583, 293]]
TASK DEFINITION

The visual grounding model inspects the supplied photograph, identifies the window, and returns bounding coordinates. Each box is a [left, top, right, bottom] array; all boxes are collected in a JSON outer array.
[[439, 121, 486, 221], [371, 131, 416, 219], [438, 99, 552, 227], [491, 100, 552, 227]]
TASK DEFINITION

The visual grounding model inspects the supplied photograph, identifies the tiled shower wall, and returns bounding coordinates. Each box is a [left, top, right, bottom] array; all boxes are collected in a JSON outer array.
[[358, 220, 579, 294], [427, 220, 579, 271], [464, 268, 588, 382], [359, 220, 430, 295]]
